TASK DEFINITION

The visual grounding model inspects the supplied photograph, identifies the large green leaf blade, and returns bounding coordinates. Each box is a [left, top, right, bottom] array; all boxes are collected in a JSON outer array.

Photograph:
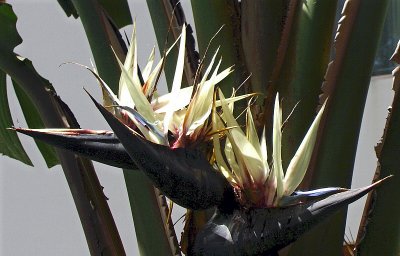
[[0, 4, 21, 52], [191, 0, 245, 98], [241, 0, 289, 99], [56, 0, 78, 18], [123, 171, 180, 256], [98, 0, 132, 28], [0, 70, 32, 165], [12, 80, 58, 168], [274, 0, 338, 171], [0, 3, 44, 166], [288, 1, 390, 255], [146, 0, 198, 90], [69, 0, 128, 92], [146, 0, 179, 89]]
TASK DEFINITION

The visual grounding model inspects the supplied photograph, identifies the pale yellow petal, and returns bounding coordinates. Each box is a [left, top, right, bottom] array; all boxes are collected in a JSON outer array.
[[182, 49, 220, 132], [200, 47, 220, 85], [163, 24, 186, 134], [212, 99, 237, 186], [213, 65, 233, 85], [272, 94, 284, 202], [224, 137, 240, 181], [218, 89, 241, 132], [260, 127, 270, 179], [219, 90, 255, 185], [215, 93, 255, 108], [152, 86, 193, 113], [230, 128, 265, 183], [225, 132, 251, 186], [123, 21, 136, 72], [246, 107, 261, 156], [186, 59, 221, 134], [283, 100, 326, 195], [74, 62, 121, 114], [114, 51, 157, 124], [144, 36, 181, 97], [118, 22, 141, 107], [142, 46, 155, 84]]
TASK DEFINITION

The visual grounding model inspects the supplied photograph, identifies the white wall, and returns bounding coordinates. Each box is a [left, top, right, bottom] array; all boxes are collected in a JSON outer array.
[[346, 75, 394, 241]]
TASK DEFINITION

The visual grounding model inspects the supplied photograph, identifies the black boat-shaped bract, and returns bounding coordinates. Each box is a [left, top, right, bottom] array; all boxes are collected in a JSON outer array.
[[192, 177, 390, 256], [15, 120, 235, 210], [15, 128, 136, 169]]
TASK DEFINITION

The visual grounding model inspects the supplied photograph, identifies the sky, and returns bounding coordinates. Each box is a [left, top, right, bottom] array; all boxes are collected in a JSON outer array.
[[0, 1, 395, 255]]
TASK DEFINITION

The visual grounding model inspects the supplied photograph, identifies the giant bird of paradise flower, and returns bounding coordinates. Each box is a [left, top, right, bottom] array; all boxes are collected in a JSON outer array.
[[15, 25, 389, 255]]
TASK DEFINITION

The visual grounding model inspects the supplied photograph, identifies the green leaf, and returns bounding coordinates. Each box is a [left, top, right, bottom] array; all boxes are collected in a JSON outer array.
[[98, 0, 132, 28], [0, 5, 30, 166], [56, 0, 78, 18], [274, 0, 338, 171], [146, 0, 186, 90], [0, 3, 22, 52], [241, 0, 289, 99], [69, 0, 128, 92], [12, 80, 59, 168], [57, 0, 132, 28], [0, 70, 32, 165], [123, 171, 179, 256], [288, 1, 391, 255], [0, 4, 60, 167], [191, 0, 246, 98]]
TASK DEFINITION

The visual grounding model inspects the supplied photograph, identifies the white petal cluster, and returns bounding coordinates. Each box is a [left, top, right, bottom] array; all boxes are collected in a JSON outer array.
[[213, 91, 326, 207], [94, 24, 238, 148]]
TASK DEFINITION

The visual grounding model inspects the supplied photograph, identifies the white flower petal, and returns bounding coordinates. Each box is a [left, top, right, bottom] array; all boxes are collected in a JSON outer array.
[[152, 86, 193, 113], [142, 46, 155, 84], [114, 52, 157, 124], [283, 100, 326, 195], [272, 94, 284, 203], [163, 24, 186, 135]]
